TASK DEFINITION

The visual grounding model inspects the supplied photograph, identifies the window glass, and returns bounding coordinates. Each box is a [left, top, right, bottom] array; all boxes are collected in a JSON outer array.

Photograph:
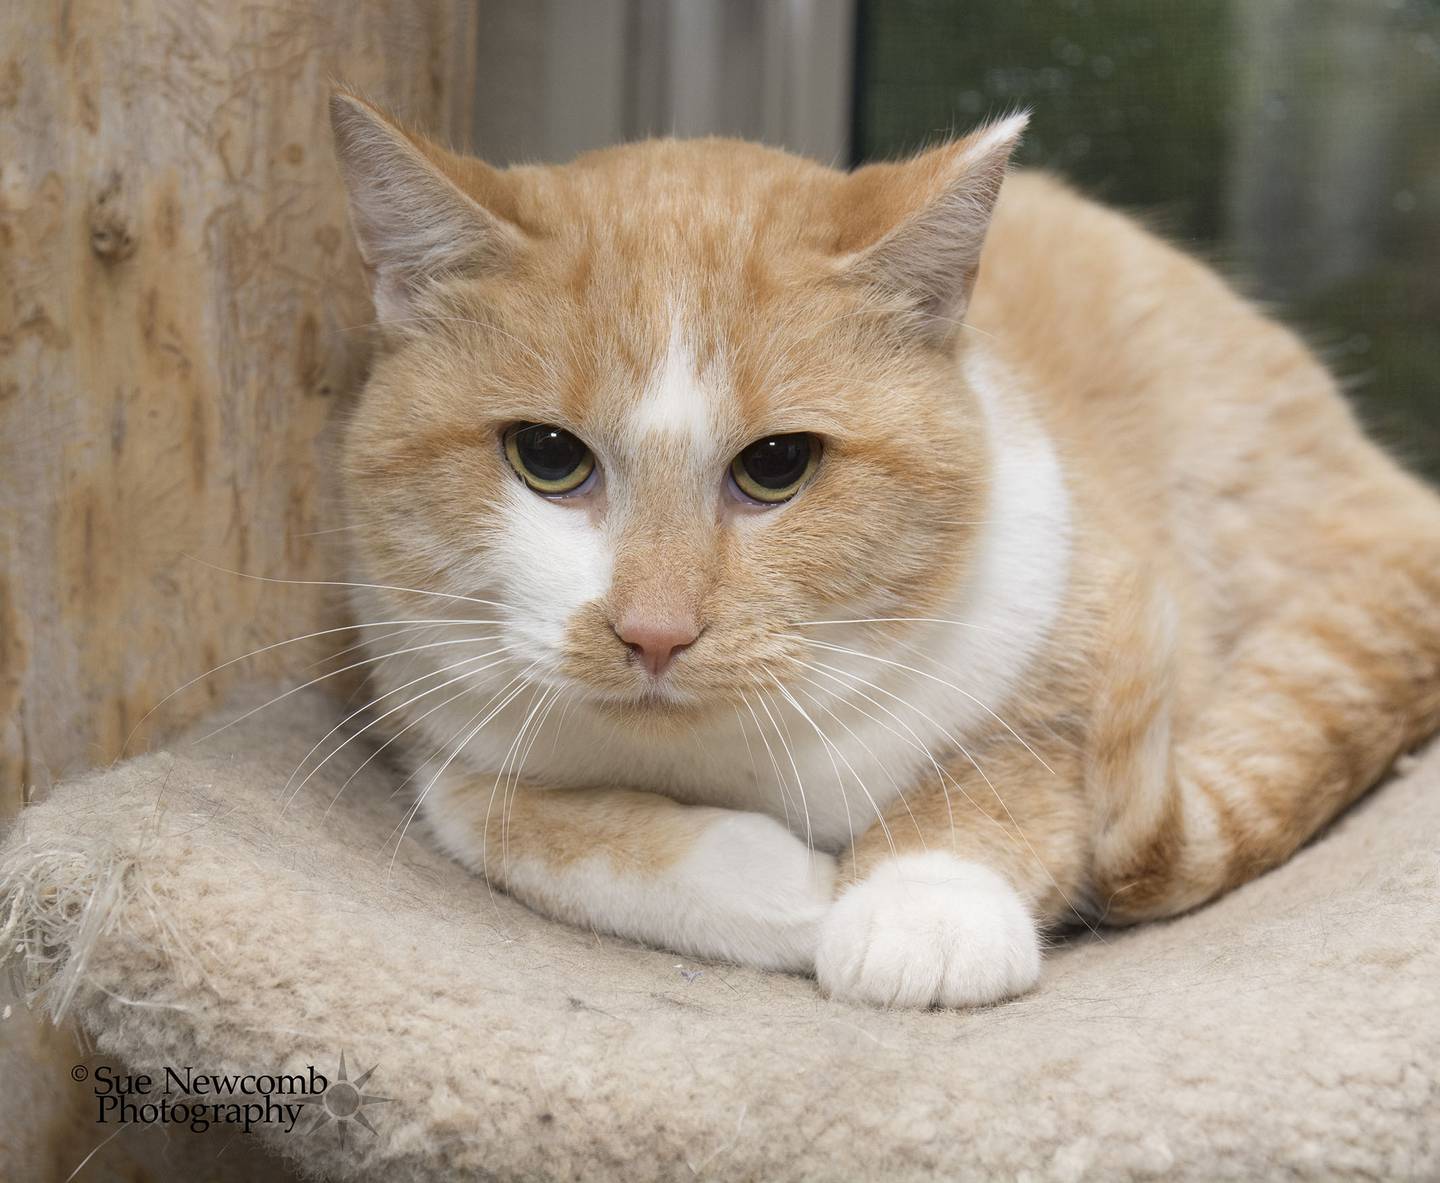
[[856, 0, 1440, 477]]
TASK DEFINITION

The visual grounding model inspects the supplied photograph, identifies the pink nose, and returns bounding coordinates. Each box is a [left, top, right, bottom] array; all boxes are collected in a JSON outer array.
[[614, 613, 701, 678]]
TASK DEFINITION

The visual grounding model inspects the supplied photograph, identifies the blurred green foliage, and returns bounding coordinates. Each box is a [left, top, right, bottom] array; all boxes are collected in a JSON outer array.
[[856, 0, 1440, 478], [857, 0, 1231, 240]]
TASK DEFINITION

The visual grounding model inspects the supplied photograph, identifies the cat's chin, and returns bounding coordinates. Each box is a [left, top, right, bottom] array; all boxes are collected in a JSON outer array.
[[576, 683, 719, 728]]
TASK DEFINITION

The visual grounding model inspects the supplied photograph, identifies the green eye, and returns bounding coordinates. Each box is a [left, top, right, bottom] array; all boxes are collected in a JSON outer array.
[[730, 433, 819, 504], [504, 423, 596, 496]]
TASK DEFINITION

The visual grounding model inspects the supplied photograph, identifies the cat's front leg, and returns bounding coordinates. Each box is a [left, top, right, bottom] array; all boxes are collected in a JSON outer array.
[[817, 749, 1086, 1009], [427, 777, 836, 972], [817, 851, 1041, 1008]]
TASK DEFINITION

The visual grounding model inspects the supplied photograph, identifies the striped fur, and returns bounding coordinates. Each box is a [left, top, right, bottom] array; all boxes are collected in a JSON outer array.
[[330, 94, 1440, 1007]]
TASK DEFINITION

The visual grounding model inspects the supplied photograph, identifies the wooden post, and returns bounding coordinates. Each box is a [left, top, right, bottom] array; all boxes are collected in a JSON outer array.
[[0, 5, 475, 1174], [0, 0, 477, 819]]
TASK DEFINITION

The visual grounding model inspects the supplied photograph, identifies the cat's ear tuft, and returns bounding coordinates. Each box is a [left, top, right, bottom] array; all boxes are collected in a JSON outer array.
[[329, 92, 521, 323], [842, 112, 1028, 344]]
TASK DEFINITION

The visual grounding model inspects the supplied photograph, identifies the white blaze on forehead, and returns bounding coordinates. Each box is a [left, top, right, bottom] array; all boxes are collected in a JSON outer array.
[[632, 312, 718, 446]]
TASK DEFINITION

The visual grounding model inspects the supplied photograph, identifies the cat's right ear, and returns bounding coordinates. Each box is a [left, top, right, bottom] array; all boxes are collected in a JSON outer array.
[[329, 92, 522, 323]]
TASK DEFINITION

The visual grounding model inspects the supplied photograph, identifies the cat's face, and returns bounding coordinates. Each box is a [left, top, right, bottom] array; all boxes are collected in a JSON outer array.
[[333, 96, 1022, 724]]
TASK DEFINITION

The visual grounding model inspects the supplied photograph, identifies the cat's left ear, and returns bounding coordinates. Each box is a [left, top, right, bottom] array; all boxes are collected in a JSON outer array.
[[840, 113, 1028, 344]]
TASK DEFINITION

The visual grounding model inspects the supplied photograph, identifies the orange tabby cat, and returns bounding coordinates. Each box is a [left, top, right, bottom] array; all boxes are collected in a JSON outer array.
[[329, 92, 1440, 1008]]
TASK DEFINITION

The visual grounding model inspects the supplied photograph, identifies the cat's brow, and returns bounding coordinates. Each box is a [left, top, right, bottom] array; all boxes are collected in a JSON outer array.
[[744, 411, 853, 441]]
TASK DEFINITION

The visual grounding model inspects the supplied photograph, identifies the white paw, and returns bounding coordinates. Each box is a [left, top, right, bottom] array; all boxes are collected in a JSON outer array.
[[674, 811, 836, 973], [816, 852, 1041, 1008]]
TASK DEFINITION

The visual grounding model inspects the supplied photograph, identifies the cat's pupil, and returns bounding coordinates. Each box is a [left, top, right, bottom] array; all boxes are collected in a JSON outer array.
[[515, 425, 585, 481], [740, 434, 811, 489]]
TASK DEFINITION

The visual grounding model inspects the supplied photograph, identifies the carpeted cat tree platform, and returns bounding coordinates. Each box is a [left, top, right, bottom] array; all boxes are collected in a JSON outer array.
[[2, 689, 1437, 1181]]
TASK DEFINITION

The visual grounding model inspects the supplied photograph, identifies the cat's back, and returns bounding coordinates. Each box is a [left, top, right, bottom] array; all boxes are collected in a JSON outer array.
[[972, 169, 1440, 613], [970, 168, 1348, 483]]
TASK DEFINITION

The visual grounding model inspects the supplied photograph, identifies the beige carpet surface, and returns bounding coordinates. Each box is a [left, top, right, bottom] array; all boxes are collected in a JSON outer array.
[[2, 690, 1437, 1181]]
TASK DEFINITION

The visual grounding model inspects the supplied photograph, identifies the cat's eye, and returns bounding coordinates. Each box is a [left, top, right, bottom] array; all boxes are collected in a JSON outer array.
[[729, 433, 820, 504], [504, 423, 596, 496]]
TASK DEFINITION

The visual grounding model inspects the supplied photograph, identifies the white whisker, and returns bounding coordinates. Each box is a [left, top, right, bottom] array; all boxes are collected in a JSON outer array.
[[501, 686, 566, 876], [737, 691, 794, 834], [121, 617, 495, 756], [754, 688, 815, 855], [773, 680, 895, 860], [182, 554, 519, 612], [284, 645, 518, 814], [300, 620, 455, 673], [490, 684, 553, 876], [789, 680, 921, 848], [387, 668, 533, 804], [796, 666, 965, 848], [799, 658, 1103, 940], [387, 669, 539, 879], [192, 635, 509, 743], [782, 635, 1056, 776], [773, 680, 896, 859], [788, 616, 1001, 634], [320, 674, 503, 823]]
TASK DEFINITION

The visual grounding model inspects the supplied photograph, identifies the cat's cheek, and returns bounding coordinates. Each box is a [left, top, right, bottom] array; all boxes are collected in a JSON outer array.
[[496, 484, 614, 653], [816, 852, 1041, 1009]]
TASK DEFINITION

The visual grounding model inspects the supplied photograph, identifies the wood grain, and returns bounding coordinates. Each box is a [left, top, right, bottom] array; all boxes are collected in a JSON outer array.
[[0, 8, 475, 1173], [0, 0, 477, 819]]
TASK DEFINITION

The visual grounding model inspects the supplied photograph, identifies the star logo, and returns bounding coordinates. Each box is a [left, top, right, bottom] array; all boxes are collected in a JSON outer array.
[[296, 1051, 392, 1144]]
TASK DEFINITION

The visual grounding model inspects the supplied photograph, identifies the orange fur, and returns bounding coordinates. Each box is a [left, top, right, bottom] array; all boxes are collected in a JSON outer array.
[[330, 93, 1440, 995]]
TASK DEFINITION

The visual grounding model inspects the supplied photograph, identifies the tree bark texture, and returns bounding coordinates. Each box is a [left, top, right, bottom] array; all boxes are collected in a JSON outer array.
[[0, 5, 477, 1179], [0, 0, 477, 821]]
